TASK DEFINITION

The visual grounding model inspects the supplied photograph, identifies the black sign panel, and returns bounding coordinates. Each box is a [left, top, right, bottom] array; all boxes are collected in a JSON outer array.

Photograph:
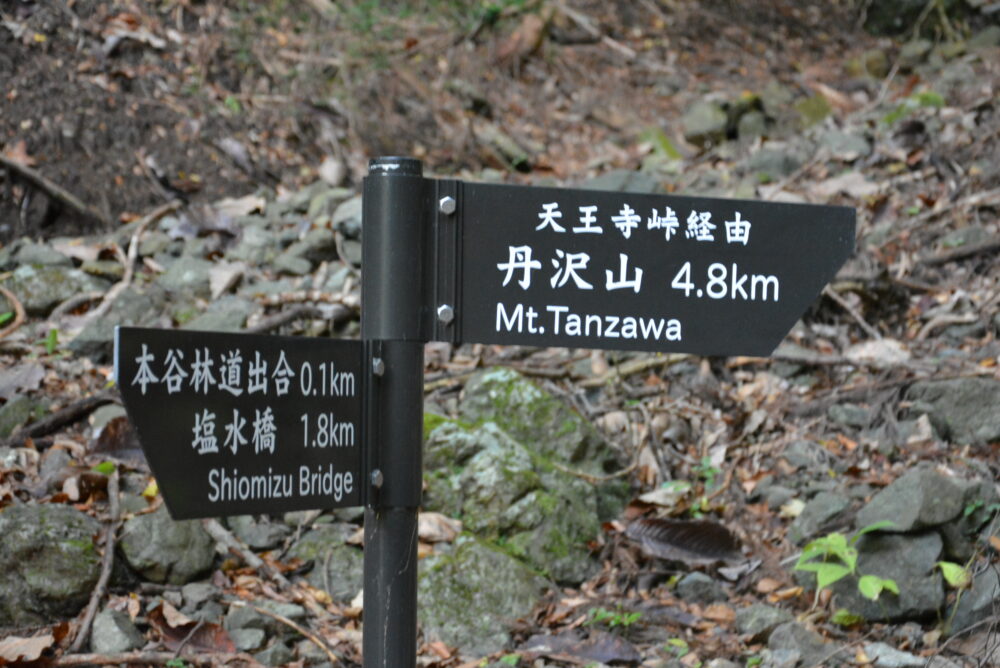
[[115, 327, 364, 519], [456, 183, 854, 357]]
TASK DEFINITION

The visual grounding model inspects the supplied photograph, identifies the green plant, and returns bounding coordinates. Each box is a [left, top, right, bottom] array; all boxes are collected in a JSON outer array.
[[693, 456, 721, 489], [937, 561, 971, 588], [794, 521, 899, 604], [585, 606, 642, 630], [830, 608, 865, 626], [165, 660, 188, 668], [664, 637, 689, 657], [41, 328, 59, 354], [883, 90, 945, 125], [92, 461, 116, 475], [0, 311, 12, 326], [745, 656, 763, 668], [498, 654, 519, 666]]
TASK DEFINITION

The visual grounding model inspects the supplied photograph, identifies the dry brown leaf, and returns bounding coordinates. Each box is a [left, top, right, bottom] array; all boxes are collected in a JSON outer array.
[[2, 139, 36, 166], [755, 577, 783, 594], [625, 518, 741, 565], [0, 632, 54, 664], [702, 603, 735, 623], [418, 512, 462, 543], [497, 13, 548, 63], [988, 535, 1000, 553]]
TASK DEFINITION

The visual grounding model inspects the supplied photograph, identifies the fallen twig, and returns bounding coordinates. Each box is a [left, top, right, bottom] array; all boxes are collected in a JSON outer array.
[[201, 518, 292, 591], [919, 235, 1000, 267], [0, 285, 26, 340], [69, 471, 121, 652], [245, 303, 353, 334], [228, 600, 340, 665], [53, 651, 261, 666], [0, 154, 111, 228], [578, 354, 689, 389], [2, 389, 119, 448], [823, 285, 882, 340]]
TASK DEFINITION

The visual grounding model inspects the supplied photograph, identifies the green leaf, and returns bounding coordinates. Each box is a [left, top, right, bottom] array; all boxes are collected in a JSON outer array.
[[499, 654, 519, 666], [882, 578, 899, 595], [815, 563, 851, 590], [745, 657, 763, 668], [0, 312, 12, 326], [666, 638, 689, 655], [43, 328, 59, 355], [91, 461, 116, 475], [914, 90, 944, 108], [852, 520, 897, 541], [857, 574, 885, 601], [640, 127, 683, 161], [830, 608, 865, 626], [937, 561, 970, 588]]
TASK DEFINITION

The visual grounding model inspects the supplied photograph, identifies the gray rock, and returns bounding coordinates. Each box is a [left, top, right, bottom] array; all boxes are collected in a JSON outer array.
[[227, 515, 291, 550], [676, 572, 727, 604], [254, 640, 295, 667], [747, 146, 804, 180], [580, 169, 663, 194], [14, 242, 72, 267], [763, 485, 796, 511], [80, 260, 125, 281], [768, 622, 844, 666], [183, 296, 256, 332], [273, 252, 313, 275], [226, 221, 281, 265], [68, 283, 170, 361], [39, 447, 73, 492], [737, 111, 767, 141], [831, 531, 943, 622], [818, 130, 871, 162], [190, 600, 225, 624], [734, 604, 793, 641], [682, 101, 729, 147], [157, 255, 214, 297], [230, 627, 266, 652], [788, 491, 852, 544], [856, 469, 965, 532], [307, 187, 353, 222], [91, 608, 145, 653], [947, 567, 1000, 636], [332, 195, 363, 239], [119, 505, 216, 584], [863, 642, 923, 667], [969, 26, 1000, 50], [759, 648, 801, 668], [781, 440, 835, 472], [0, 504, 101, 625], [181, 582, 218, 611], [828, 403, 869, 429], [0, 395, 39, 438], [286, 525, 363, 602], [2, 265, 111, 316], [940, 478, 999, 561], [225, 599, 307, 635], [906, 378, 1000, 444], [419, 538, 547, 656]]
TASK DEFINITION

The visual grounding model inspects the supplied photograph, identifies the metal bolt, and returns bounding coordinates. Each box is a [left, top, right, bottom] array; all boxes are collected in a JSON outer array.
[[372, 357, 385, 377], [371, 469, 384, 488], [438, 196, 456, 215], [437, 304, 454, 324]]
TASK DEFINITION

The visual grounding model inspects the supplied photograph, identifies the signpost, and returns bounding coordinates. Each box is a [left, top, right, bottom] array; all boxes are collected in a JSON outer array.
[[115, 156, 855, 668]]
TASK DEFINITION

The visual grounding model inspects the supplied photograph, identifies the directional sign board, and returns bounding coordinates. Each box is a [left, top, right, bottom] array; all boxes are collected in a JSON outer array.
[[115, 327, 364, 519], [452, 183, 854, 357]]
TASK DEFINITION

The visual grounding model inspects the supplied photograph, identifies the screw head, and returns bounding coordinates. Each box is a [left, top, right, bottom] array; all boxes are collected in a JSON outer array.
[[438, 196, 457, 215], [370, 469, 384, 488], [372, 357, 385, 376], [437, 304, 455, 324]]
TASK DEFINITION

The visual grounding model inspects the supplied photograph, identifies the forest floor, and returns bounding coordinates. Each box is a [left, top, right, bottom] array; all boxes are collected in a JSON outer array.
[[1, 0, 1000, 667]]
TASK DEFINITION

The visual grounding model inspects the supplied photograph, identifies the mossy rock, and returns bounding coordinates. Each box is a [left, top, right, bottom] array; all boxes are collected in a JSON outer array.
[[419, 538, 547, 656], [286, 524, 362, 602]]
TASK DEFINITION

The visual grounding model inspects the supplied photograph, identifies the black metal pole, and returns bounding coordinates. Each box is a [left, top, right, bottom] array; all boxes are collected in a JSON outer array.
[[361, 157, 429, 668]]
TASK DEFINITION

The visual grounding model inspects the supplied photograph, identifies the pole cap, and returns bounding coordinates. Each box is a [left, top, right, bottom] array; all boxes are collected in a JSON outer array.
[[368, 156, 423, 176]]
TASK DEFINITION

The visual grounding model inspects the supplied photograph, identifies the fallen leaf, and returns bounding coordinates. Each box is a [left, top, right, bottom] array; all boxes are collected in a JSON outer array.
[[625, 518, 741, 565], [88, 416, 145, 464], [811, 171, 879, 199], [755, 577, 783, 594], [779, 499, 805, 518], [844, 338, 910, 366], [418, 512, 462, 543], [209, 262, 246, 299], [988, 535, 1000, 553], [214, 194, 266, 218], [0, 632, 53, 664], [148, 602, 235, 653], [497, 13, 548, 63], [2, 139, 35, 166], [702, 603, 735, 623], [0, 363, 45, 401]]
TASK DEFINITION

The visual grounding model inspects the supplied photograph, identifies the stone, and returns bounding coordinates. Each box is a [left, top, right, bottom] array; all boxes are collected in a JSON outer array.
[[906, 378, 1000, 444], [119, 505, 216, 584], [676, 572, 727, 604], [580, 169, 663, 194], [90, 404, 127, 433], [68, 283, 170, 361], [14, 242, 72, 267], [828, 403, 870, 428], [940, 478, 999, 560], [2, 265, 111, 316], [855, 468, 965, 532], [768, 622, 844, 666], [286, 525, 363, 602], [682, 101, 729, 147], [947, 567, 1000, 636], [229, 627, 266, 652], [254, 640, 295, 667], [91, 608, 145, 653], [969, 26, 1000, 50], [737, 111, 767, 141], [818, 130, 872, 163], [227, 515, 291, 550], [831, 531, 943, 622], [759, 648, 801, 668], [734, 604, 793, 641], [181, 582, 218, 612], [226, 221, 281, 265], [225, 599, 307, 635], [419, 538, 547, 656], [747, 146, 804, 180], [332, 195, 363, 239], [788, 491, 852, 544], [156, 255, 214, 297], [781, 440, 835, 472], [80, 260, 125, 281], [272, 252, 313, 275], [0, 395, 39, 438], [0, 504, 101, 626], [863, 642, 923, 667], [795, 95, 832, 127], [183, 296, 256, 332]]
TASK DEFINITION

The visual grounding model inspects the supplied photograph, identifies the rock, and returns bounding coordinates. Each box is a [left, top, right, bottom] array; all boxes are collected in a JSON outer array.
[[183, 296, 256, 332], [759, 648, 801, 668], [254, 640, 295, 667], [119, 505, 216, 584], [225, 599, 307, 637], [827, 403, 870, 429], [0, 395, 41, 438], [788, 491, 852, 544], [862, 49, 890, 78], [580, 169, 663, 194], [795, 95, 832, 127], [39, 447, 73, 492], [332, 195, 363, 239], [863, 642, 923, 667], [0, 504, 101, 626], [68, 283, 170, 361], [734, 604, 793, 641], [676, 572, 727, 604], [157, 255, 214, 297], [947, 567, 1000, 636], [181, 582, 218, 612], [818, 130, 871, 163], [906, 378, 1000, 444], [831, 531, 943, 622], [227, 515, 291, 550], [2, 265, 111, 316], [273, 252, 313, 276], [90, 404, 127, 433], [286, 525, 363, 602], [737, 111, 767, 141], [80, 260, 125, 281], [14, 241, 73, 267], [682, 101, 729, 147], [899, 40, 932, 68], [855, 469, 965, 532], [230, 627, 266, 652], [940, 478, 999, 560], [419, 538, 547, 656], [969, 26, 1000, 50], [747, 146, 804, 180], [768, 622, 843, 666], [781, 440, 835, 472], [226, 221, 281, 265], [91, 608, 145, 653]]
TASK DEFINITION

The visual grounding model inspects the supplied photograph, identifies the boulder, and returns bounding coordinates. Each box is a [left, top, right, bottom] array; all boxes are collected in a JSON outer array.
[[2, 265, 111, 316], [68, 283, 170, 361], [119, 505, 216, 584], [419, 538, 547, 656], [905, 378, 1000, 444], [0, 504, 101, 626], [226, 515, 291, 550], [831, 531, 944, 622], [855, 469, 965, 532]]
